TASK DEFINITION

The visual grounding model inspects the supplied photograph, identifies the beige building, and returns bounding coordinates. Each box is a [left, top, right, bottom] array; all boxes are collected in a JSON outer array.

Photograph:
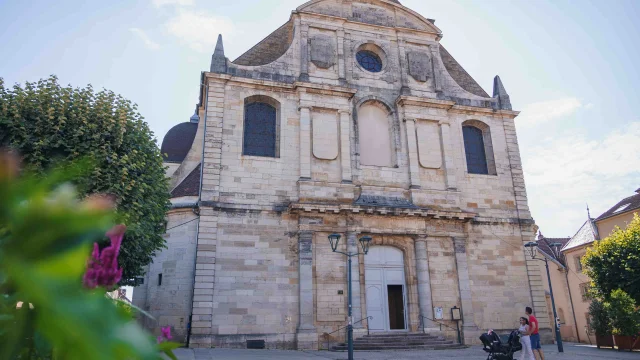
[[550, 188, 640, 344], [133, 0, 552, 350], [534, 234, 580, 342]]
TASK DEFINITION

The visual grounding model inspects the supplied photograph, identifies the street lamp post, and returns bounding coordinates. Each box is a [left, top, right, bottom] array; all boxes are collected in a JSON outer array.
[[328, 234, 372, 360], [524, 241, 564, 353]]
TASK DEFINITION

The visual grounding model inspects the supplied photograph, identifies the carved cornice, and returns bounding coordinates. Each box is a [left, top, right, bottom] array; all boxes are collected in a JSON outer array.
[[289, 202, 476, 221]]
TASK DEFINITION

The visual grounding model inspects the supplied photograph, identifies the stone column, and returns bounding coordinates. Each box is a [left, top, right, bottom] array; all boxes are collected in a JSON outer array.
[[299, 106, 311, 180], [415, 237, 437, 330], [346, 233, 363, 328], [297, 231, 316, 349], [339, 110, 352, 183], [404, 118, 421, 189], [452, 237, 477, 340], [439, 121, 457, 190]]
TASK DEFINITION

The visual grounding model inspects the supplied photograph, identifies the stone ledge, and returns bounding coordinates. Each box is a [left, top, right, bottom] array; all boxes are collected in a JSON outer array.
[[289, 202, 476, 220]]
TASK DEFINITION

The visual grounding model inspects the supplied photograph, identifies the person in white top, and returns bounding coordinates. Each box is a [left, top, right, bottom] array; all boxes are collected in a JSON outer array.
[[518, 317, 535, 360]]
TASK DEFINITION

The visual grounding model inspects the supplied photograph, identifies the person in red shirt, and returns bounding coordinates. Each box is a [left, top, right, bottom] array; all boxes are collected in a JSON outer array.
[[525, 307, 544, 360]]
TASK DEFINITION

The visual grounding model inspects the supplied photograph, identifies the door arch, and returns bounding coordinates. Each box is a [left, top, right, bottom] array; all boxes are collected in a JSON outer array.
[[365, 246, 408, 332]]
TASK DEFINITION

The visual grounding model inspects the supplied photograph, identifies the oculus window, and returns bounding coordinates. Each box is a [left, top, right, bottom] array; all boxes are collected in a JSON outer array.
[[356, 50, 383, 73]]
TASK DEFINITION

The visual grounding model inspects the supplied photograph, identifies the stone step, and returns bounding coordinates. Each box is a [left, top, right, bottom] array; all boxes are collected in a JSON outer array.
[[353, 340, 453, 345], [331, 344, 466, 351], [359, 334, 443, 340]]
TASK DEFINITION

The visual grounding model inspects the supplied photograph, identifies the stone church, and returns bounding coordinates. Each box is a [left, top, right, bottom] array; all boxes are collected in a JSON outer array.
[[133, 0, 551, 350]]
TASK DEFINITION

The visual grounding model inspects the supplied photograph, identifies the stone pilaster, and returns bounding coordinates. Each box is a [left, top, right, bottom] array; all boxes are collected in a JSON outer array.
[[339, 110, 352, 183], [299, 106, 311, 180], [452, 237, 478, 344], [439, 121, 457, 190], [429, 45, 442, 93], [404, 118, 421, 189], [415, 237, 437, 330], [299, 24, 310, 82], [337, 30, 346, 81], [397, 39, 410, 95], [346, 233, 363, 328], [297, 231, 316, 349]]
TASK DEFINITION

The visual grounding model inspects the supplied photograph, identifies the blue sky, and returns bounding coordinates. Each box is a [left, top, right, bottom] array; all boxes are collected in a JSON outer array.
[[1, 0, 639, 237]]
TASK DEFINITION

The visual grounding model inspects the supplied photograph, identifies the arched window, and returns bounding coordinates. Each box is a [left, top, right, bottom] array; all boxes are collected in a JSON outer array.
[[243, 96, 279, 157], [462, 120, 496, 175], [357, 101, 393, 167]]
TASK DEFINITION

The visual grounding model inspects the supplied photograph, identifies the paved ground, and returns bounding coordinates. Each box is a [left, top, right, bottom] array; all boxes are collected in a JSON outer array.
[[174, 343, 639, 360]]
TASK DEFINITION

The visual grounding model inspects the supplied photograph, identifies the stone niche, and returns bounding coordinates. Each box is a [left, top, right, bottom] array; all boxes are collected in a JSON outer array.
[[407, 52, 432, 82], [310, 34, 336, 69]]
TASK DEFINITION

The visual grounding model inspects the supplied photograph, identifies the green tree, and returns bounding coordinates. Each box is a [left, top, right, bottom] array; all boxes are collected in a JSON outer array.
[[605, 289, 640, 336], [0, 76, 170, 284], [583, 214, 640, 303], [588, 299, 611, 335]]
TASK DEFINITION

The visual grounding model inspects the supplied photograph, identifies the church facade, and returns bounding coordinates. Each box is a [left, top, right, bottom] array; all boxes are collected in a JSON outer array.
[[133, 0, 551, 350]]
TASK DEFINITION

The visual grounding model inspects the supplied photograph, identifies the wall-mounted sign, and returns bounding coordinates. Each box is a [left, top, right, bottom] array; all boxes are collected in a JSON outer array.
[[434, 307, 444, 320]]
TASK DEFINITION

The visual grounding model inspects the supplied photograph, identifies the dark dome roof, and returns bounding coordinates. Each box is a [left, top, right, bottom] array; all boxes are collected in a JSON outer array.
[[161, 122, 197, 163]]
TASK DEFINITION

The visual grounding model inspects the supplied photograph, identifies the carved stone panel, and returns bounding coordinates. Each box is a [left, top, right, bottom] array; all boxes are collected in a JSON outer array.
[[310, 35, 336, 69], [407, 52, 432, 82], [416, 120, 442, 169], [312, 110, 339, 160]]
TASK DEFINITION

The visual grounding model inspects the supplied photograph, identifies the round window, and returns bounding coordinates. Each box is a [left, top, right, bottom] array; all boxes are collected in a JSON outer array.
[[356, 50, 383, 73]]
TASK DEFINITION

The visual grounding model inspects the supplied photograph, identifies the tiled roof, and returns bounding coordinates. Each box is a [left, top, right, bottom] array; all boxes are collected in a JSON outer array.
[[537, 236, 571, 266], [595, 189, 640, 221], [161, 122, 197, 163], [561, 219, 597, 252], [170, 164, 200, 198]]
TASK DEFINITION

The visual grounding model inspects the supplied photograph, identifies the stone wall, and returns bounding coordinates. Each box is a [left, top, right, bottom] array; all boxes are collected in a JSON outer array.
[[132, 208, 198, 343]]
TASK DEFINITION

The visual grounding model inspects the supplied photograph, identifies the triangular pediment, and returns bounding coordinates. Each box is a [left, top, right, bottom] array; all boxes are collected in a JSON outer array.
[[297, 0, 441, 34]]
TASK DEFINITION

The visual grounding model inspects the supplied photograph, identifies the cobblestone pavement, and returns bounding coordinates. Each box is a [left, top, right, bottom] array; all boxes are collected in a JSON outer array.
[[174, 343, 639, 360]]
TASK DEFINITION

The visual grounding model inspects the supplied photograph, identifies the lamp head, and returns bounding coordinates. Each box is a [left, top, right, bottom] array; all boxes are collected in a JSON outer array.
[[328, 233, 341, 252], [524, 241, 539, 258], [359, 236, 372, 255]]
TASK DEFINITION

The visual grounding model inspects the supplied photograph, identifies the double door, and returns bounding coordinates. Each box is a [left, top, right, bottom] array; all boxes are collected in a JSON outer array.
[[364, 247, 407, 332]]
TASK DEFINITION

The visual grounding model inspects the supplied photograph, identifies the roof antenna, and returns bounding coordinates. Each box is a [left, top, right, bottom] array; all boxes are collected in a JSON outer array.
[[587, 203, 591, 219]]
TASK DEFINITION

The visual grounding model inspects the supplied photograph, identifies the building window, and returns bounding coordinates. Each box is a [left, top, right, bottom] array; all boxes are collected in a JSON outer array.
[[585, 313, 592, 333], [462, 120, 497, 175], [356, 50, 383, 73], [579, 283, 590, 302], [158, 273, 163, 286], [557, 308, 566, 325], [574, 255, 583, 272], [357, 101, 393, 167], [243, 96, 280, 158]]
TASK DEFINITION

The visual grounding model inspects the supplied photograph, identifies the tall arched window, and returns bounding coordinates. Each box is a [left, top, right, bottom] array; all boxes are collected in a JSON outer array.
[[462, 120, 496, 175], [243, 96, 279, 158], [357, 101, 393, 167]]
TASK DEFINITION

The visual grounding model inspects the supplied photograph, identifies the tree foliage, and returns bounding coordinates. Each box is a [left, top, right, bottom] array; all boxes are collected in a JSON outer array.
[[0, 76, 170, 284], [605, 289, 640, 336], [588, 299, 611, 335], [583, 214, 640, 303]]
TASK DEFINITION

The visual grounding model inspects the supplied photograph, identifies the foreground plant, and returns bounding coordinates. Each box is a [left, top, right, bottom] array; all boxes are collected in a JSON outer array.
[[0, 152, 178, 359]]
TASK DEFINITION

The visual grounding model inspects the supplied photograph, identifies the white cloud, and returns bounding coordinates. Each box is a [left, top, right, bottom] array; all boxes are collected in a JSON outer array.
[[152, 0, 194, 7], [523, 121, 640, 236], [129, 28, 161, 50], [517, 97, 584, 127], [165, 9, 235, 53]]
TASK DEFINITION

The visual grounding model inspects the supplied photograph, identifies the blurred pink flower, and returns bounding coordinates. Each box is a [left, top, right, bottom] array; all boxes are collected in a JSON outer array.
[[83, 225, 126, 289], [157, 326, 172, 343]]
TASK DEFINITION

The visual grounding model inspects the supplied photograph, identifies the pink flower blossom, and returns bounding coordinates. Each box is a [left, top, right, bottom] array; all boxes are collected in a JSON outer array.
[[83, 224, 126, 289], [157, 326, 172, 343]]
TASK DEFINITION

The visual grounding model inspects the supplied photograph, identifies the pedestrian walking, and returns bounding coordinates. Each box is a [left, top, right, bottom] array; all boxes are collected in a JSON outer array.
[[518, 317, 535, 360]]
